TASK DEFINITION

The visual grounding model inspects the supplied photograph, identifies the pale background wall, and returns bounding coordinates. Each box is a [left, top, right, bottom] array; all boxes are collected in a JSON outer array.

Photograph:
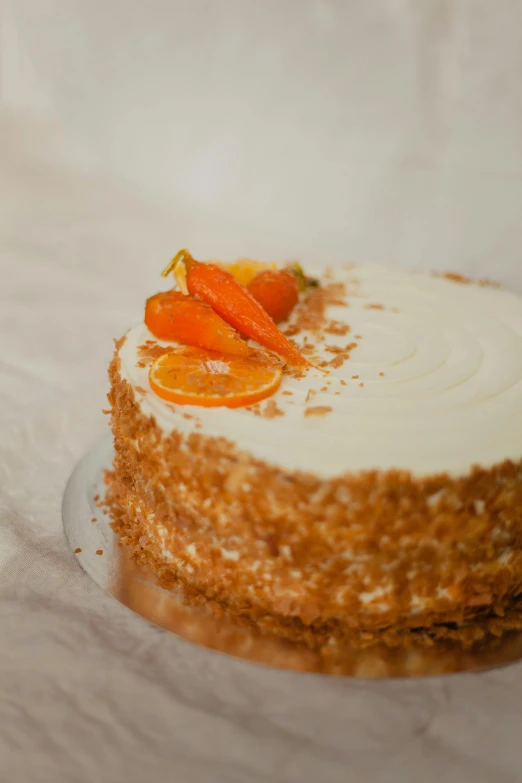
[[3, 0, 522, 285]]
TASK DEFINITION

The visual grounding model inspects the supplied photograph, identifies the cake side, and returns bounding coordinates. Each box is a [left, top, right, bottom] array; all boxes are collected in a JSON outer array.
[[107, 347, 522, 650]]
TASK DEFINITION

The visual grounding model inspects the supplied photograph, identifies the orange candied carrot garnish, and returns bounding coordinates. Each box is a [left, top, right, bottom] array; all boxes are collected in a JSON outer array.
[[247, 269, 299, 323], [144, 290, 250, 356], [162, 250, 308, 367]]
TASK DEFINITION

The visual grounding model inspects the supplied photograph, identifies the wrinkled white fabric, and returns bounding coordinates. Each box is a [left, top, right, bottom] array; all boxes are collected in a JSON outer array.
[[1, 3, 522, 782]]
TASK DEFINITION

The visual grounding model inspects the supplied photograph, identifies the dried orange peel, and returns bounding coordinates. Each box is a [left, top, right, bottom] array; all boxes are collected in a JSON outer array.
[[162, 250, 308, 367], [149, 347, 283, 408]]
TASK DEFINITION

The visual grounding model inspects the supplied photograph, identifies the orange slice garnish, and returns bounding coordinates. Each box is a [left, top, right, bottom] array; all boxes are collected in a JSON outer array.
[[213, 259, 277, 287], [149, 347, 283, 408], [164, 254, 277, 290]]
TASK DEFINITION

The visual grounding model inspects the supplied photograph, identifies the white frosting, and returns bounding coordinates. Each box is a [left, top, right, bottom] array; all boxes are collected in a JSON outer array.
[[118, 265, 522, 479]]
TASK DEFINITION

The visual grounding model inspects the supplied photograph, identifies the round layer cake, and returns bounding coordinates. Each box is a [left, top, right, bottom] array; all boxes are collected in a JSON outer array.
[[107, 264, 522, 649]]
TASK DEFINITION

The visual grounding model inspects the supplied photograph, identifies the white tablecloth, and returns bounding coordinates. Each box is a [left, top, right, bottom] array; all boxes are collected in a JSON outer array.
[[1, 3, 522, 781]]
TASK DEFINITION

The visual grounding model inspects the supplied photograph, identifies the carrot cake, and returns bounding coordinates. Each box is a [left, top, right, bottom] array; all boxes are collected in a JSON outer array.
[[106, 253, 522, 650]]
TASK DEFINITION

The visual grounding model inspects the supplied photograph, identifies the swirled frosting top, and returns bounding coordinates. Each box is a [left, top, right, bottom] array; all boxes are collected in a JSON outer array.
[[118, 264, 522, 478]]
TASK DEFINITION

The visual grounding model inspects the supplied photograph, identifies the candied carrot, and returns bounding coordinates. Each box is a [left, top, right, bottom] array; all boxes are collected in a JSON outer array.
[[247, 269, 299, 322], [163, 250, 308, 366], [145, 290, 250, 356]]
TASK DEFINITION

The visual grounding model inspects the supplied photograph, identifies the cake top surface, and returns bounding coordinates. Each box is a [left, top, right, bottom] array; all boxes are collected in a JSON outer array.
[[118, 264, 522, 479]]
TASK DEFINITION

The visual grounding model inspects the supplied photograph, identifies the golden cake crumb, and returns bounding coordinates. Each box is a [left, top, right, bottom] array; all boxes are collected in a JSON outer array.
[[263, 400, 284, 419], [293, 282, 348, 333], [325, 321, 351, 336], [286, 366, 307, 379], [325, 345, 344, 354], [304, 406, 333, 417], [138, 343, 171, 362], [328, 355, 345, 369], [434, 271, 501, 288], [437, 272, 473, 285]]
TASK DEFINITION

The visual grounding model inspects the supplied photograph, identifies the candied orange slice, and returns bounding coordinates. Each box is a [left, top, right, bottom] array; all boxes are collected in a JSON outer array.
[[213, 259, 277, 287], [169, 256, 276, 291], [149, 347, 283, 407]]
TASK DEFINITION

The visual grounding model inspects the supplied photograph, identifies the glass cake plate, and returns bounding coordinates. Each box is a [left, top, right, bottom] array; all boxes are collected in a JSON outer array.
[[62, 435, 522, 678]]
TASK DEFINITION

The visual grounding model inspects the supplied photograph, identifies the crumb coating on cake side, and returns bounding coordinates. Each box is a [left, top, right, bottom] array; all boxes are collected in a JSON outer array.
[[106, 344, 522, 650]]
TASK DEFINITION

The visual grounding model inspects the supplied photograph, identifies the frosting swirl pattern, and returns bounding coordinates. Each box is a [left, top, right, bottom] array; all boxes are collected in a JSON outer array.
[[119, 265, 522, 478]]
